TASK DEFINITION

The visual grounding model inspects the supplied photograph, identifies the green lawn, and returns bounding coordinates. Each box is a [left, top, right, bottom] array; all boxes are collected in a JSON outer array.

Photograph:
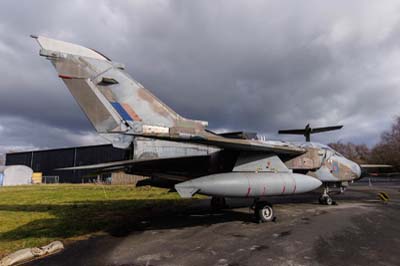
[[0, 184, 195, 257]]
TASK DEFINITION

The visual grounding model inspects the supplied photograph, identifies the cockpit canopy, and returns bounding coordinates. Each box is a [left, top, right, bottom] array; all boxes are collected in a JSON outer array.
[[297, 142, 344, 158]]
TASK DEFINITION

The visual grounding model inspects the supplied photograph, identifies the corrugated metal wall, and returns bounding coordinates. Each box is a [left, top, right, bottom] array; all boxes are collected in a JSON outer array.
[[5, 144, 128, 183], [111, 171, 148, 185]]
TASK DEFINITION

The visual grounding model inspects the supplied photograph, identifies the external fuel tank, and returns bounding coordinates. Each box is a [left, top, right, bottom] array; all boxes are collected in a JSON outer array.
[[175, 172, 322, 198]]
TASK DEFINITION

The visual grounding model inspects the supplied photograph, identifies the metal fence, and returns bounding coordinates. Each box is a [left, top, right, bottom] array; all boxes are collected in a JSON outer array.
[[42, 176, 59, 184]]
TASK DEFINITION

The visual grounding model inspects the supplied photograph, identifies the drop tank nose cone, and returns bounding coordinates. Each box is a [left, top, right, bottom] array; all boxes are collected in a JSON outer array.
[[292, 174, 322, 193], [312, 178, 322, 189], [310, 176, 323, 189]]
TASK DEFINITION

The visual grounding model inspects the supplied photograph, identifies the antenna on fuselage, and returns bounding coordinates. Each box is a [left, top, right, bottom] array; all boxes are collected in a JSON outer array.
[[278, 124, 343, 142]]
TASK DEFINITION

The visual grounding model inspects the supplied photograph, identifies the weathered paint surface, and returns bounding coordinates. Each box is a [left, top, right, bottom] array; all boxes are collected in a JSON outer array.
[[36, 36, 206, 137], [305, 147, 361, 182], [133, 138, 220, 160], [285, 147, 322, 170]]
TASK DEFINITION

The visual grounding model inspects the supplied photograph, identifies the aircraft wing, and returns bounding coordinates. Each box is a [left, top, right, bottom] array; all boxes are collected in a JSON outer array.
[[360, 164, 392, 168], [359, 164, 393, 178], [278, 125, 343, 135], [128, 132, 306, 158], [187, 136, 305, 156], [279, 124, 343, 142], [277, 129, 305, 135], [57, 135, 305, 175], [57, 154, 210, 171], [311, 125, 343, 133]]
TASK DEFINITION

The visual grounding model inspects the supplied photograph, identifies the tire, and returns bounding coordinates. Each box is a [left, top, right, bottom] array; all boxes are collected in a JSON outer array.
[[211, 197, 226, 210], [325, 197, 333, 205], [256, 202, 274, 223], [318, 197, 324, 204]]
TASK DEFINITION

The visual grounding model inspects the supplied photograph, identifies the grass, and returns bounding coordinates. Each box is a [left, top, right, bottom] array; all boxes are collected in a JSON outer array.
[[0, 184, 196, 257]]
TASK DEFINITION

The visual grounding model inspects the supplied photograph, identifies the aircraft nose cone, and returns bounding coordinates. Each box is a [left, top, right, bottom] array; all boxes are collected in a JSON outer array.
[[351, 163, 362, 179]]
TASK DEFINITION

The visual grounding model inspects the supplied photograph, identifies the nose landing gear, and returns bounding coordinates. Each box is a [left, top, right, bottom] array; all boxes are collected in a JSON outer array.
[[319, 186, 336, 205]]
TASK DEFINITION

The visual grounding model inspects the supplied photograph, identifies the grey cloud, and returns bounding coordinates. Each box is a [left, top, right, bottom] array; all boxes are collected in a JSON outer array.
[[0, 115, 105, 153], [1, 0, 400, 155]]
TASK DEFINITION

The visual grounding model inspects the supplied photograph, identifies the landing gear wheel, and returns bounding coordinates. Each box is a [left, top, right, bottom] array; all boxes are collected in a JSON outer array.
[[319, 196, 335, 205], [325, 197, 333, 205], [319, 186, 336, 205], [210, 197, 227, 210], [255, 202, 275, 223]]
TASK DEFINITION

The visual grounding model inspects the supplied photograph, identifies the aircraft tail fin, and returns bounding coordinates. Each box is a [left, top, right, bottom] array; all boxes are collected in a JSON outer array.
[[32, 35, 207, 147]]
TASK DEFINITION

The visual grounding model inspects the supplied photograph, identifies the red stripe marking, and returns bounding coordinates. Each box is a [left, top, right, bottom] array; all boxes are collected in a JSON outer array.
[[292, 176, 297, 194], [246, 187, 251, 197], [122, 103, 142, 122], [58, 74, 73, 79], [282, 184, 286, 194]]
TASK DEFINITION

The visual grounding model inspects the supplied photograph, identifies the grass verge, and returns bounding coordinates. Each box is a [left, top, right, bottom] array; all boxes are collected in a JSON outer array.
[[0, 184, 195, 257]]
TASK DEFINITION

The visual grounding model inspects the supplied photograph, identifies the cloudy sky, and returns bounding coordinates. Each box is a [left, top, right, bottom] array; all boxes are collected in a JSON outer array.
[[1, 0, 400, 156]]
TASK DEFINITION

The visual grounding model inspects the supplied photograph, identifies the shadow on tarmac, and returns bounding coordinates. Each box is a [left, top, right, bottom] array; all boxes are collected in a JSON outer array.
[[0, 198, 254, 244], [0, 187, 379, 245]]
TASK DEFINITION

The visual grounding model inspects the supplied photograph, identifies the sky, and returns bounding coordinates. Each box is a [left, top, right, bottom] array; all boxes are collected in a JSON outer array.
[[1, 0, 400, 156]]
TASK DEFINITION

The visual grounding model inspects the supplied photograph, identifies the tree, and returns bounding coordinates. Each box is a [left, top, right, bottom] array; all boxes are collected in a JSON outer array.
[[370, 116, 400, 170], [328, 142, 371, 164]]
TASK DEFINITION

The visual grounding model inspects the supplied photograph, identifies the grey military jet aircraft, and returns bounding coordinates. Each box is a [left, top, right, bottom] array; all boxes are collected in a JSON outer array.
[[32, 36, 369, 222]]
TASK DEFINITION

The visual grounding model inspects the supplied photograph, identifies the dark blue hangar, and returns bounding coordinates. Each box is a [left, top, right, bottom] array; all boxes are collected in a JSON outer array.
[[6, 144, 128, 183]]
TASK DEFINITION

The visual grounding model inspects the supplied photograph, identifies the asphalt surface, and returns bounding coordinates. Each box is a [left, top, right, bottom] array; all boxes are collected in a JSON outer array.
[[28, 182, 400, 266]]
